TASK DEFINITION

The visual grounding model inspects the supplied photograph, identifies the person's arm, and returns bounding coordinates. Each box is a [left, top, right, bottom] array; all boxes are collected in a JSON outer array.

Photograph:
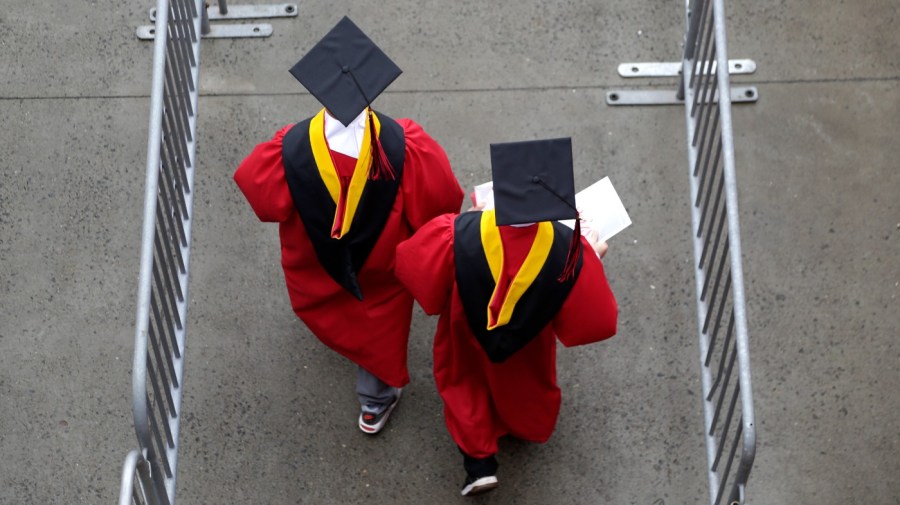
[[396, 119, 465, 230], [553, 238, 618, 347], [233, 125, 295, 223], [395, 213, 457, 315]]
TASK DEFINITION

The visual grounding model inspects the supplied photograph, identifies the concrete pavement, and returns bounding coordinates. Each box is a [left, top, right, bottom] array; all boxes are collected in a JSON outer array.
[[0, 1, 897, 503]]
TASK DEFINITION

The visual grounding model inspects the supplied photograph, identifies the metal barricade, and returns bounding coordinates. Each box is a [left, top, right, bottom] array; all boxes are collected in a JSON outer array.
[[680, 1, 757, 504], [607, 0, 758, 502], [120, 0, 202, 503], [120, 1, 299, 502]]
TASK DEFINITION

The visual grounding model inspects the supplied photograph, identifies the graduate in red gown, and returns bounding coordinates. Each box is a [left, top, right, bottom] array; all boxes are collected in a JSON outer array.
[[395, 138, 618, 495], [234, 16, 463, 435]]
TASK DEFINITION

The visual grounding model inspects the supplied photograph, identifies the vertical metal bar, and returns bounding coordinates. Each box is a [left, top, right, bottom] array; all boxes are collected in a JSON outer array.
[[149, 323, 177, 413], [133, 0, 173, 453], [691, 103, 713, 177], [152, 266, 181, 360], [176, 0, 199, 48], [158, 200, 186, 276], [716, 422, 743, 505], [714, 384, 741, 471], [698, 153, 723, 257], [140, 456, 163, 505], [152, 269, 177, 359], [706, 309, 734, 367], [710, 307, 735, 394], [156, 218, 184, 303], [160, 130, 188, 221], [153, 231, 183, 324], [166, 58, 193, 164], [146, 390, 173, 478], [712, 0, 757, 494], [692, 12, 716, 116], [693, 77, 719, 148], [147, 356, 175, 446], [160, 154, 189, 250], [150, 284, 181, 366], [147, 455, 172, 505], [167, 6, 191, 109], [689, 0, 712, 90], [163, 66, 191, 171], [698, 164, 723, 275], [679, 0, 703, 100], [185, 0, 199, 21], [699, 187, 725, 280], [705, 277, 732, 363], [684, 0, 705, 60], [218, 0, 228, 15], [169, 4, 193, 96], [161, 79, 189, 183], [693, 122, 719, 213], [693, 40, 717, 121], [175, 0, 197, 69], [709, 344, 736, 432], [150, 298, 180, 390], [692, 58, 710, 123], [702, 243, 730, 330], [166, 10, 195, 122], [154, 169, 180, 256], [691, 7, 715, 114], [201, 1, 211, 35]]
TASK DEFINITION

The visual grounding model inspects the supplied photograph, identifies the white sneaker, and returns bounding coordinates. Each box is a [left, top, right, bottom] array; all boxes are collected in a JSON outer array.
[[358, 389, 402, 435], [461, 475, 499, 496]]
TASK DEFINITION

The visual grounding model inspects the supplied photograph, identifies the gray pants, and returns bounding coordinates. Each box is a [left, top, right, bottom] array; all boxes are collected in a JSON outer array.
[[356, 366, 400, 414]]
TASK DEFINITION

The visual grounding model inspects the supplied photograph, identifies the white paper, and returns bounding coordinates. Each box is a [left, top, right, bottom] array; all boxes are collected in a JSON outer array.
[[473, 176, 632, 242], [559, 176, 632, 242]]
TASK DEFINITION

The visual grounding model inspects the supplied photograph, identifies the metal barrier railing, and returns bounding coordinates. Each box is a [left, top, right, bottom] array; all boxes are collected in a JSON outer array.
[[120, 2, 300, 502], [680, 1, 757, 504], [118, 450, 163, 505], [119, 1, 202, 503], [606, 0, 758, 502]]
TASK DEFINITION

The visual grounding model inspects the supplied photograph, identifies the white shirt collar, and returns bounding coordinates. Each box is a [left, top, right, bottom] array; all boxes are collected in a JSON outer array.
[[324, 108, 367, 159]]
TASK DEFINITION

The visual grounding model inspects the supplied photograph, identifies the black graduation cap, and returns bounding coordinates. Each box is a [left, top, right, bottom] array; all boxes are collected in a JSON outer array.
[[490, 137, 577, 226], [289, 16, 402, 127], [490, 137, 582, 281]]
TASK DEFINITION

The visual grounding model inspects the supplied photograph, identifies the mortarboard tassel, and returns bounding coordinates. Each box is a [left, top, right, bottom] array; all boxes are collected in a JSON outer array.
[[532, 176, 582, 283], [367, 109, 396, 181], [557, 214, 581, 282], [343, 66, 397, 181]]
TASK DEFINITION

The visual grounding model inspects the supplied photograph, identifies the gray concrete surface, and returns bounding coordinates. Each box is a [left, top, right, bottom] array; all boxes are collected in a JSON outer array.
[[0, 1, 897, 504]]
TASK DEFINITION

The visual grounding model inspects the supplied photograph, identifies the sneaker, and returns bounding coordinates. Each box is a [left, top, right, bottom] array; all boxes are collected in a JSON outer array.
[[461, 475, 499, 496], [358, 390, 402, 435]]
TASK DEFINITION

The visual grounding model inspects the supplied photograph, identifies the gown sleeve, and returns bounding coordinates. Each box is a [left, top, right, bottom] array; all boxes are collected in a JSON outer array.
[[396, 119, 465, 231], [553, 238, 619, 347], [394, 213, 458, 315], [233, 125, 296, 223]]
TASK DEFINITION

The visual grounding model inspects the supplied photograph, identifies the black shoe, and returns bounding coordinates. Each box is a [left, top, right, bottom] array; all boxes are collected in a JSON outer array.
[[461, 475, 499, 496], [358, 390, 402, 435]]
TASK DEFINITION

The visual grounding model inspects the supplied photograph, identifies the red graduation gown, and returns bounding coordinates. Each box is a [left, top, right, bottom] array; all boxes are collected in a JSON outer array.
[[395, 214, 618, 457], [234, 117, 464, 388]]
